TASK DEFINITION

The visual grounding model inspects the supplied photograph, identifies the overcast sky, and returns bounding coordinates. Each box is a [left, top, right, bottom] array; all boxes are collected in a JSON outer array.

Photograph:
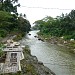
[[17, 0, 75, 25]]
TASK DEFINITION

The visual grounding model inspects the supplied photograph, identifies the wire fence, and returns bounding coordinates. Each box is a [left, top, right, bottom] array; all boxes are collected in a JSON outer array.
[[20, 5, 74, 10]]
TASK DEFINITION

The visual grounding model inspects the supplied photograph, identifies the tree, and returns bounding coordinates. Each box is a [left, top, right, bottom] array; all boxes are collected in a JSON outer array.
[[18, 17, 31, 33], [0, 0, 19, 14], [33, 10, 75, 39], [0, 0, 31, 37]]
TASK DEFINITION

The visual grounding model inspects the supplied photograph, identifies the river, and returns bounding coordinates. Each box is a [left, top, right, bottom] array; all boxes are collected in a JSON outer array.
[[20, 30, 75, 75]]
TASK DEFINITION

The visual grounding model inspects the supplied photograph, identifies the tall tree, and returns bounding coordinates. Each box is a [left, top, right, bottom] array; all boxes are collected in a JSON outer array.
[[0, 0, 19, 13]]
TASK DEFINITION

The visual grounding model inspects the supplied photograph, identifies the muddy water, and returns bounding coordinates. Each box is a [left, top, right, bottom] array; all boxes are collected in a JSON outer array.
[[20, 30, 75, 75]]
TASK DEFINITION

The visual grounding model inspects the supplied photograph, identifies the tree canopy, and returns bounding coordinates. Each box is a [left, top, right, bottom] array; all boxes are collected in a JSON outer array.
[[0, 0, 31, 37], [34, 10, 75, 40], [0, 0, 20, 13]]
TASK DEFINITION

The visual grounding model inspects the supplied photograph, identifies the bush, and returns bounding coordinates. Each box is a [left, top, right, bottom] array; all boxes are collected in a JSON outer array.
[[63, 35, 71, 40], [0, 43, 4, 57], [0, 29, 7, 37], [71, 32, 75, 40], [0, 50, 4, 57]]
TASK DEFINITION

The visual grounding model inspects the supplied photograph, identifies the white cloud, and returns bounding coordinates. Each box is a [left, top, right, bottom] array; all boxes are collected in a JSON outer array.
[[17, 0, 75, 25]]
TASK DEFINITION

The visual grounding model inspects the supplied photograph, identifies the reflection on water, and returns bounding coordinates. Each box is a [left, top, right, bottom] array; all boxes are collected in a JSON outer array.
[[20, 30, 75, 75]]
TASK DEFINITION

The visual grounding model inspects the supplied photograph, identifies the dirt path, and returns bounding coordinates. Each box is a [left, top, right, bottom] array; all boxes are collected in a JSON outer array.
[[0, 35, 16, 43]]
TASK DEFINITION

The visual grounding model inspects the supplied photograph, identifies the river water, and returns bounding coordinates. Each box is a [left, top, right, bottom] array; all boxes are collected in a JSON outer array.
[[20, 30, 75, 75]]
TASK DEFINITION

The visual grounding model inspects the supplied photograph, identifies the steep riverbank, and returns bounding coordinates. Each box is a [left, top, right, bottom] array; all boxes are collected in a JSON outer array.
[[21, 46, 56, 75], [37, 33, 75, 54]]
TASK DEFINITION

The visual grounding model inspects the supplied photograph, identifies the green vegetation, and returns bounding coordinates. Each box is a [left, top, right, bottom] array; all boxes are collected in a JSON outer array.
[[0, 0, 31, 38], [34, 10, 75, 40], [0, 71, 21, 75], [0, 0, 31, 56], [0, 49, 4, 57], [0, 43, 4, 57]]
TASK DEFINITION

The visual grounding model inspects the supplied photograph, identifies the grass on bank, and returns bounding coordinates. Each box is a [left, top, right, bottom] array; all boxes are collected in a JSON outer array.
[[0, 43, 5, 57], [13, 32, 26, 41], [38, 32, 75, 53]]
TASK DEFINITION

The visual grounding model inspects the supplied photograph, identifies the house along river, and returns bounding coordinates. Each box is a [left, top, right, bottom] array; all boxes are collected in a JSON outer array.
[[20, 30, 75, 75]]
